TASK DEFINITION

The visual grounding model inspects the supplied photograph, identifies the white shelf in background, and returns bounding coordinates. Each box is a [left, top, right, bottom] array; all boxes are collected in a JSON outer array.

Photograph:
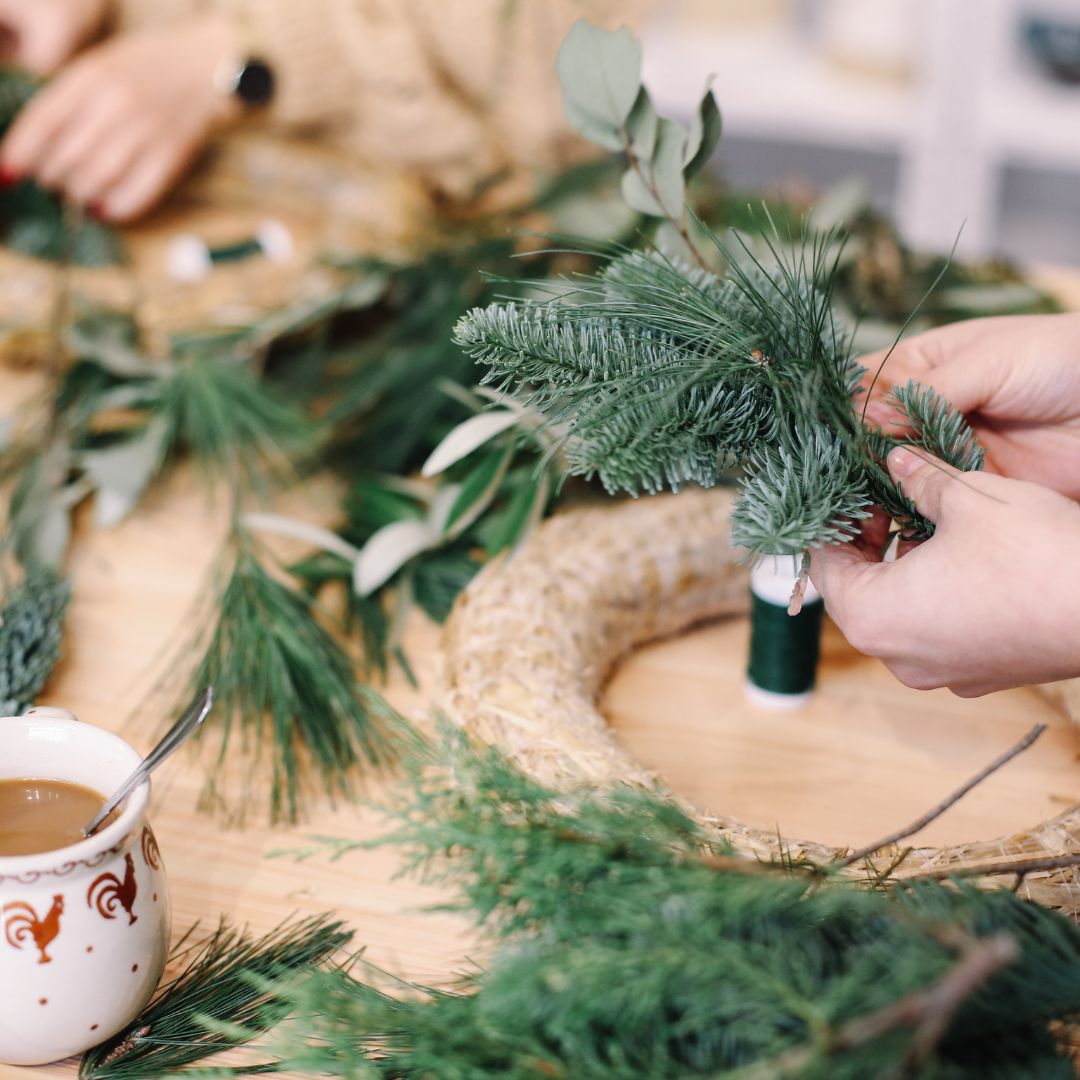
[[641, 24, 916, 152]]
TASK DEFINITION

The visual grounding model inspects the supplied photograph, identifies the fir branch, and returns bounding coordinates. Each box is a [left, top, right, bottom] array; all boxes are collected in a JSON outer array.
[[886, 381, 985, 474], [731, 428, 872, 555], [183, 543, 415, 823], [0, 569, 70, 713], [79, 914, 352, 1079]]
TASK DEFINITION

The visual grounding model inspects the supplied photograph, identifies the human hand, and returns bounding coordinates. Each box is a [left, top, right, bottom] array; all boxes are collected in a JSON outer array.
[[0, 0, 111, 75], [860, 313, 1080, 501], [811, 445, 1080, 697], [0, 17, 240, 222]]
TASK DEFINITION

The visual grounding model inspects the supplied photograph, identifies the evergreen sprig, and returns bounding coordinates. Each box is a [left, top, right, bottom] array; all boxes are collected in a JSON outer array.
[[265, 729, 1080, 1078], [79, 914, 352, 1079], [454, 234, 984, 556], [184, 543, 414, 823], [0, 569, 70, 714]]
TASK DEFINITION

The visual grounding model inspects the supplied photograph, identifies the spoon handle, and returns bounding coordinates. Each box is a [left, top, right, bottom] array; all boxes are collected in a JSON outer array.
[[83, 687, 214, 837]]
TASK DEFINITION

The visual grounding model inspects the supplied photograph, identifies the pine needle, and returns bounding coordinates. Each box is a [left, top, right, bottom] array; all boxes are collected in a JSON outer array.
[[79, 914, 352, 1079], [155, 353, 318, 491], [184, 543, 416, 823]]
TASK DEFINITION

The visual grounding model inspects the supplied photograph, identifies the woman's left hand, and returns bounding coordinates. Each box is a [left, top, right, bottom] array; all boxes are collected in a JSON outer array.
[[0, 17, 241, 222]]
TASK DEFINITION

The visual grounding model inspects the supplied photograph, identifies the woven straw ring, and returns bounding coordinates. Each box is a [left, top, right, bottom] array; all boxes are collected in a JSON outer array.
[[440, 488, 1080, 916]]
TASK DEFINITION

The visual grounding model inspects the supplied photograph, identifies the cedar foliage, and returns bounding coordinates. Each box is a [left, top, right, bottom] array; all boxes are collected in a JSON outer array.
[[264, 731, 1080, 1078], [0, 570, 70, 714]]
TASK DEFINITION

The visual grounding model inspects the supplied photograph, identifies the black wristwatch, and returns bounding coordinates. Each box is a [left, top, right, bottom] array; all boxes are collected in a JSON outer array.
[[221, 56, 276, 108]]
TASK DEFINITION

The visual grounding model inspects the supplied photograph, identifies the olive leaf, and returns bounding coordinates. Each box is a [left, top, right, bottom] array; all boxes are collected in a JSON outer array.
[[420, 409, 520, 477], [80, 417, 169, 528]]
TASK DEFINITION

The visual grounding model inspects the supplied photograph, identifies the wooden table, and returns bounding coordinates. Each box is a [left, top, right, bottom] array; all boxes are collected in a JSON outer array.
[[4, 262, 1079, 1078]]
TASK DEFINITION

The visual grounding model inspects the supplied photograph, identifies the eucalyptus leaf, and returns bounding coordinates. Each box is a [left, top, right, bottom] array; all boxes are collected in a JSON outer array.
[[625, 86, 658, 162], [353, 519, 436, 596], [557, 20, 642, 141], [421, 410, 520, 477], [683, 80, 722, 178], [620, 118, 687, 218], [80, 417, 168, 528], [561, 96, 625, 152], [445, 444, 515, 539]]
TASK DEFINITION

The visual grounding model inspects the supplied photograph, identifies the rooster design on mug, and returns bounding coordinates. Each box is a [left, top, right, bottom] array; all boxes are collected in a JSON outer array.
[[87, 853, 138, 925], [3, 894, 64, 964]]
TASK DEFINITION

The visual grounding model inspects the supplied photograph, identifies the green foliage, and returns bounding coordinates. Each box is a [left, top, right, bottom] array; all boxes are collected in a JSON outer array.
[[184, 543, 413, 823], [557, 20, 720, 223], [79, 914, 352, 1079], [155, 351, 318, 488], [0, 570, 70, 714], [454, 227, 986, 556], [264, 730, 1080, 1078]]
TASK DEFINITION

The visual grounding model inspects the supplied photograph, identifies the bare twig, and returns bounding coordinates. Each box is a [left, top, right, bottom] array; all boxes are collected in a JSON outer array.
[[897, 851, 1080, 885], [722, 935, 1017, 1080], [839, 723, 1047, 869], [619, 129, 710, 273]]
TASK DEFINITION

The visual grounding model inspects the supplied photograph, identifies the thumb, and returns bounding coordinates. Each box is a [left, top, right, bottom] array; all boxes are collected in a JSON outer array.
[[888, 446, 963, 526]]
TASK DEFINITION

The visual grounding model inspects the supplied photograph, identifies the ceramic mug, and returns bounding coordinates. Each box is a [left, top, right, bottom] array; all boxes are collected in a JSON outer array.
[[0, 707, 170, 1066]]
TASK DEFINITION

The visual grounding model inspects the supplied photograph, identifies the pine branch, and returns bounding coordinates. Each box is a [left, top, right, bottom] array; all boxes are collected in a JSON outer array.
[[181, 542, 416, 823], [79, 914, 351, 1079]]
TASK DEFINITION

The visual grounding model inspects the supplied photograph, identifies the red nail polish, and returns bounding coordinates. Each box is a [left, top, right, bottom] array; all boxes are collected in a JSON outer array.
[[87, 201, 107, 219], [0, 167, 22, 188]]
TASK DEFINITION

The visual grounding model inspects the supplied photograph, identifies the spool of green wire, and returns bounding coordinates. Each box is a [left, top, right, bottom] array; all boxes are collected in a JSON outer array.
[[745, 556, 823, 709]]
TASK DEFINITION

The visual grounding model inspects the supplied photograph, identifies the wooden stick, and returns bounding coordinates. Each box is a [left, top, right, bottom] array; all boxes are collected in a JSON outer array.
[[898, 851, 1080, 884], [838, 723, 1047, 868], [723, 935, 1017, 1080]]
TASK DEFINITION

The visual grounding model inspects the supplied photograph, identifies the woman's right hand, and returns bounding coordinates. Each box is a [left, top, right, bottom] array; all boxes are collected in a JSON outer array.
[[861, 312, 1080, 501], [0, 0, 111, 76]]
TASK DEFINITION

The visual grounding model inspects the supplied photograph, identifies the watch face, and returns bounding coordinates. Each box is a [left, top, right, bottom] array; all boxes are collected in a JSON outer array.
[[236, 58, 275, 106]]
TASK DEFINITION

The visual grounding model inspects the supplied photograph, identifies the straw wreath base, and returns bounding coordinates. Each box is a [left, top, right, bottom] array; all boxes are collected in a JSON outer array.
[[441, 488, 1080, 916]]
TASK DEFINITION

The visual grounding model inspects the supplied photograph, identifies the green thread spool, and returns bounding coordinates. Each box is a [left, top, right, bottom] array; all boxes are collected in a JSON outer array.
[[166, 220, 293, 282], [745, 556, 823, 710]]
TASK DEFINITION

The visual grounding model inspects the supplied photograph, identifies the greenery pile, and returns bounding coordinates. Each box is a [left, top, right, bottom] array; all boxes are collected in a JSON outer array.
[[212, 728, 1080, 1079]]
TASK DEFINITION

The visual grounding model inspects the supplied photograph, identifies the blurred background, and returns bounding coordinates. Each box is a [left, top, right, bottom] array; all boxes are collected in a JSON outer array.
[[640, 0, 1080, 265]]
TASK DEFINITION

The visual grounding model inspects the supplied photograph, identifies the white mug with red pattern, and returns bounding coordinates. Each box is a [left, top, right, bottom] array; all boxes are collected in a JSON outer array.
[[0, 707, 170, 1066]]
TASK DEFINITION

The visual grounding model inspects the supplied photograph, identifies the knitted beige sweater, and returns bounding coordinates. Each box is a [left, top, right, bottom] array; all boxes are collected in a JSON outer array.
[[116, 0, 642, 198]]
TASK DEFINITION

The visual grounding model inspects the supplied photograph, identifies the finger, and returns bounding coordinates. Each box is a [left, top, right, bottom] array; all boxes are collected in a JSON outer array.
[[850, 506, 893, 560], [0, 68, 96, 178], [888, 447, 961, 525], [35, 97, 129, 192], [64, 122, 151, 208], [98, 137, 196, 221], [808, 538, 881, 616]]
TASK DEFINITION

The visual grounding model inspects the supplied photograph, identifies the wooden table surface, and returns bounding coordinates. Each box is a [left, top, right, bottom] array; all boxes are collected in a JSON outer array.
[[3, 255, 1079, 1078]]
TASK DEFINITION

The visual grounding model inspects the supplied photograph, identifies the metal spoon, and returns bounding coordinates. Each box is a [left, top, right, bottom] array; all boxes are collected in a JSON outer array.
[[83, 687, 214, 837]]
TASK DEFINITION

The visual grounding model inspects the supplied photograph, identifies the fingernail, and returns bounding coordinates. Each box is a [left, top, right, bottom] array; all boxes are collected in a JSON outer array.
[[888, 446, 921, 480], [87, 200, 108, 220], [0, 167, 22, 188]]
